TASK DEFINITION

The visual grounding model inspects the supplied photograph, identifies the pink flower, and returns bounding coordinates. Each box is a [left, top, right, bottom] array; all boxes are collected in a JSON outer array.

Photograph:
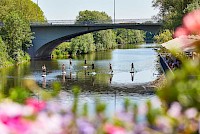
[[184, 108, 198, 119], [115, 111, 133, 123], [174, 26, 189, 38], [174, 9, 200, 37], [104, 123, 125, 134], [30, 113, 63, 134], [155, 116, 172, 133], [1, 116, 30, 134], [25, 98, 46, 113], [167, 102, 182, 118], [138, 103, 147, 116], [183, 10, 200, 34]]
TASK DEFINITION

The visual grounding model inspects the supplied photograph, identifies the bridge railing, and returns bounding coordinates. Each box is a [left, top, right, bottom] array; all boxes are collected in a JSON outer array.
[[30, 19, 159, 25]]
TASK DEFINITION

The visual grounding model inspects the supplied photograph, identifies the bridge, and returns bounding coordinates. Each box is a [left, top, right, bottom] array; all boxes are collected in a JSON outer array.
[[28, 19, 162, 59]]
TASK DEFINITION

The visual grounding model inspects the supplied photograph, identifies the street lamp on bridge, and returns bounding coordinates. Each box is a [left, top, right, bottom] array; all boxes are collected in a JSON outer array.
[[114, 0, 116, 23], [37, 0, 39, 22]]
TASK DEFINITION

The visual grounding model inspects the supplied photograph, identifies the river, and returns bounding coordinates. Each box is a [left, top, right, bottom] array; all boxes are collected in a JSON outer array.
[[0, 43, 161, 115]]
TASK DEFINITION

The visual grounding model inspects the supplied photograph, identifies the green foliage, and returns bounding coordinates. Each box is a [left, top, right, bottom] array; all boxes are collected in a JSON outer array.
[[0, 0, 46, 22], [0, 0, 13, 20], [124, 98, 130, 112], [157, 59, 200, 111], [22, 52, 31, 62], [51, 82, 61, 97], [52, 10, 146, 58], [9, 87, 30, 103], [115, 29, 145, 45], [0, 36, 11, 67], [0, 12, 33, 62], [75, 10, 116, 52], [82, 103, 88, 117], [70, 33, 96, 55], [0, 0, 44, 67], [72, 86, 80, 115], [184, 0, 200, 13], [152, 0, 194, 30], [95, 99, 106, 114], [133, 104, 138, 123], [94, 30, 117, 51], [146, 101, 161, 125], [76, 10, 112, 24], [154, 29, 173, 44], [52, 42, 71, 58]]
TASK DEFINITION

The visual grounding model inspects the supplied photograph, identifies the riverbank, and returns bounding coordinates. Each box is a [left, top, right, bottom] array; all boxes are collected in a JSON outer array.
[[147, 74, 166, 89]]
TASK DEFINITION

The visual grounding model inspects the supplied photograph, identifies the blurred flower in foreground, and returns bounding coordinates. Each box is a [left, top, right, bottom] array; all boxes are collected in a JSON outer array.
[[174, 9, 200, 37], [173, 9, 200, 52], [26, 98, 46, 113], [104, 123, 125, 134], [167, 102, 182, 118]]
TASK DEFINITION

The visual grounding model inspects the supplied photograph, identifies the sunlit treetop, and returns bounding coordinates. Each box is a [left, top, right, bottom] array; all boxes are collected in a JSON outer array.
[[0, 0, 46, 22]]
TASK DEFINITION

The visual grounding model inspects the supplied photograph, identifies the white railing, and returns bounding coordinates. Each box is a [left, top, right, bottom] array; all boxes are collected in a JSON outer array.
[[30, 19, 159, 25]]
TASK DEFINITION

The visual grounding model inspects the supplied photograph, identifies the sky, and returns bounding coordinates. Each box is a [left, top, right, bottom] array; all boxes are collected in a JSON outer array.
[[32, 0, 159, 20]]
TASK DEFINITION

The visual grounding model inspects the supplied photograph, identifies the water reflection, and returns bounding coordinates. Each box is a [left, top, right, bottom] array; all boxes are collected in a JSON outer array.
[[0, 44, 161, 115], [131, 72, 134, 81], [69, 71, 72, 79], [62, 74, 66, 83], [1, 44, 160, 92], [91, 76, 95, 86], [42, 77, 46, 88], [84, 68, 87, 76], [131, 63, 134, 72], [109, 74, 113, 84]]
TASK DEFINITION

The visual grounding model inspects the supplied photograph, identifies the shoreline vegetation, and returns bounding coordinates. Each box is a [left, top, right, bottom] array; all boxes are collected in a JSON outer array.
[[148, 74, 166, 89], [51, 43, 145, 59], [0, 0, 46, 69]]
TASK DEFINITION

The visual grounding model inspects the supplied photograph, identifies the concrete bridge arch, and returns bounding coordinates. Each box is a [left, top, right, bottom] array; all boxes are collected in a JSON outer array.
[[29, 23, 162, 59]]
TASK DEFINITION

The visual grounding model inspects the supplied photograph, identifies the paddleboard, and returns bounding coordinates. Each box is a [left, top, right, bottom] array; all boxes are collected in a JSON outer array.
[[90, 72, 96, 75], [83, 66, 88, 69], [108, 72, 114, 75], [42, 74, 46, 77], [62, 71, 66, 74]]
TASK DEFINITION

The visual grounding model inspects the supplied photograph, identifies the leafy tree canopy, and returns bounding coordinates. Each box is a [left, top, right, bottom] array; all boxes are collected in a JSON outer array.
[[75, 10, 116, 52], [0, 36, 10, 67], [0, 12, 34, 62], [0, 0, 46, 22], [115, 29, 145, 45], [152, 0, 194, 30], [76, 10, 112, 24], [184, 0, 200, 13], [154, 29, 173, 44], [70, 33, 96, 55]]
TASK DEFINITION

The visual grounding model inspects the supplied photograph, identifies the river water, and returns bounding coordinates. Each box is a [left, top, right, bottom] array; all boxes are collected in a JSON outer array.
[[0, 43, 161, 115]]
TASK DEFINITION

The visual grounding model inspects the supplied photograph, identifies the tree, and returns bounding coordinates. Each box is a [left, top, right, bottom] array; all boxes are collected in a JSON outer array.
[[115, 29, 145, 45], [154, 29, 173, 44], [0, 0, 46, 22], [184, 0, 200, 13], [75, 10, 116, 51], [70, 34, 96, 55], [152, 0, 193, 30], [76, 10, 112, 24], [94, 30, 117, 51], [0, 36, 10, 67], [0, 12, 34, 62], [0, 0, 45, 65]]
